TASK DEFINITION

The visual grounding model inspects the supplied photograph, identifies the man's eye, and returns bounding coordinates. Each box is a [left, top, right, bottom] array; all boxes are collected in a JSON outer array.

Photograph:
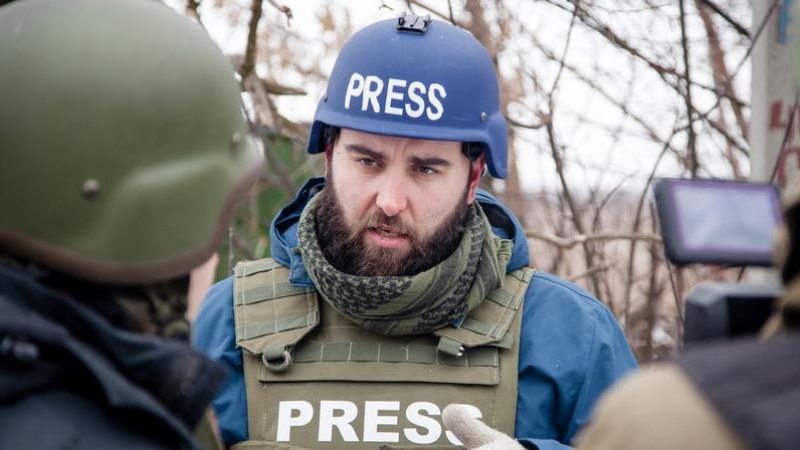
[[358, 158, 377, 168], [416, 166, 437, 175]]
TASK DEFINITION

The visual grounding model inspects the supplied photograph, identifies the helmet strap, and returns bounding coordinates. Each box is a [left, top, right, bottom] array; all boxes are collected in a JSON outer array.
[[467, 153, 486, 204], [322, 126, 340, 148], [462, 142, 483, 162]]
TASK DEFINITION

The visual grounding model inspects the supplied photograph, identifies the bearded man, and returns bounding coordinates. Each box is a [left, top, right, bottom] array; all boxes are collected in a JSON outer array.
[[193, 13, 637, 450]]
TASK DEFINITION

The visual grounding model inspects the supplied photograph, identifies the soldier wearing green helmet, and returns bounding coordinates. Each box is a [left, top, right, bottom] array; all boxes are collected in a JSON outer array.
[[0, 0, 263, 448]]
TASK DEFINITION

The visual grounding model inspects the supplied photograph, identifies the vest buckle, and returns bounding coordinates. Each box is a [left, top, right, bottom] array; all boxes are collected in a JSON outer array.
[[262, 348, 293, 373]]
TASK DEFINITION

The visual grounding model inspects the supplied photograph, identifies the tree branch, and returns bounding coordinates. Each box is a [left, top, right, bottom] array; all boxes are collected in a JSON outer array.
[[241, 0, 263, 79], [266, 0, 293, 25], [698, 0, 750, 38], [525, 230, 662, 249], [679, 0, 698, 176]]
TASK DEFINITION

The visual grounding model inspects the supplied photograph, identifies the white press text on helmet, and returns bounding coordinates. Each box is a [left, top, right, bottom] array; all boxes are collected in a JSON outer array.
[[344, 72, 447, 120]]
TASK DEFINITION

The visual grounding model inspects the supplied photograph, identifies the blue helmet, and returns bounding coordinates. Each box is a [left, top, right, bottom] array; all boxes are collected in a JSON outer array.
[[307, 13, 509, 179]]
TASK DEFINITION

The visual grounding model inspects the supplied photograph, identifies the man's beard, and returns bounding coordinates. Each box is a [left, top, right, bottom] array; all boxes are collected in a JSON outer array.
[[316, 179, 471, 277]]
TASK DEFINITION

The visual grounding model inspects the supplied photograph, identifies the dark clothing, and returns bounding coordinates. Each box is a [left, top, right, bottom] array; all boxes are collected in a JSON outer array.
[[678, 332, 800, 450], [0, 263, 227, 449]]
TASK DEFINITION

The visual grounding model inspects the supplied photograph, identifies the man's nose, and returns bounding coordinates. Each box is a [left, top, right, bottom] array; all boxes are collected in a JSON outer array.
[[375, 171, 408, 217]]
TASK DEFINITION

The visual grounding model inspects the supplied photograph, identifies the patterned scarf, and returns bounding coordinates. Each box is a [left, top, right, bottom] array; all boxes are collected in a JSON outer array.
[[297, 194, 512, 335]]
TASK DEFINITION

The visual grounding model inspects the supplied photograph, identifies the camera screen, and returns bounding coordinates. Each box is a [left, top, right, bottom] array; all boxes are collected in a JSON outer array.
[[653, 179, 782, 266]]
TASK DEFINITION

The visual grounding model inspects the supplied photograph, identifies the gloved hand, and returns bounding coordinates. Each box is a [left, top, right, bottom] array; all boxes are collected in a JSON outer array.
[[442, 404, 526, 450]]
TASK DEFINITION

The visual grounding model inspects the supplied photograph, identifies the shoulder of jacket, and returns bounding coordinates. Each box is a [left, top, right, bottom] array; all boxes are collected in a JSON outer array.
[[527, 271, 614, 317]]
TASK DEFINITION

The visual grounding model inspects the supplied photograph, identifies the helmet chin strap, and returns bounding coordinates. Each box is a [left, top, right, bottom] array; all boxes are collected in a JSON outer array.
[[462, 142, 483, 162], [467, 154, 486, 205]]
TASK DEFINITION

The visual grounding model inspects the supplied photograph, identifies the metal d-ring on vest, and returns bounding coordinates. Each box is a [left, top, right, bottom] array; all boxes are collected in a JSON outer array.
[[262, 349, 292, 373]]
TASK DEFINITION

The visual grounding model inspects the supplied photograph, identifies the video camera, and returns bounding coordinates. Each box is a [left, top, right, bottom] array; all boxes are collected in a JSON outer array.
[[653, 178, 783, 345]]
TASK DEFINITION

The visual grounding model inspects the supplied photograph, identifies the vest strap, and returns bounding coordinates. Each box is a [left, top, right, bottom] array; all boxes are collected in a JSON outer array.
[[434, 267, 535, 350], [289, 340, 499, 367], [234, 259, 534, 366], [436, 336, 465, 357], [233, 259, 319, 361]]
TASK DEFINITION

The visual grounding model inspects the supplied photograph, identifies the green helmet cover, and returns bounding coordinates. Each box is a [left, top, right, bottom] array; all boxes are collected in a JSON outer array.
[[0, 0, 263, 284]]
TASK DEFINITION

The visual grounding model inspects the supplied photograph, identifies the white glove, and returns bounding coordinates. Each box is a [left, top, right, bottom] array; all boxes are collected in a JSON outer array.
[[442, 404, 526, 450]]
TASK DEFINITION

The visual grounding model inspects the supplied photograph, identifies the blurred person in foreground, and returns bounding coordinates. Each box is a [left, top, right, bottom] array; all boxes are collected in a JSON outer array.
[[193, 12, 637, 450], [568, 182, 800, 450], [0, 0, 263, 448], [565, 11, 800, 449]]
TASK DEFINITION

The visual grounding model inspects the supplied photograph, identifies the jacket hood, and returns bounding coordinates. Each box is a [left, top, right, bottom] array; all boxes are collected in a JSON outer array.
[[269, 177, 530, 287]]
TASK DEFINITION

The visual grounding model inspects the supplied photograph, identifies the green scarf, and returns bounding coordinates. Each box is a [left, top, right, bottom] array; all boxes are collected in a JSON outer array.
[[297, 194, 512, 336]]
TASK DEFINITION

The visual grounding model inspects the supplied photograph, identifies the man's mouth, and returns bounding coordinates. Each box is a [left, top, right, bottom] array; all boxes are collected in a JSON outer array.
[[371, 224, 405, 238]]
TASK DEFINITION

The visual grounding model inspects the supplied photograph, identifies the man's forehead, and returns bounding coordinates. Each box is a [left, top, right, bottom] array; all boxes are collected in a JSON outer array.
[[338, 128, 461, 157]]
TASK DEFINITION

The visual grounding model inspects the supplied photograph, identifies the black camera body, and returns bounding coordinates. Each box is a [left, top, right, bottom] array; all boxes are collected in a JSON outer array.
[[682, 281, 781, 345]]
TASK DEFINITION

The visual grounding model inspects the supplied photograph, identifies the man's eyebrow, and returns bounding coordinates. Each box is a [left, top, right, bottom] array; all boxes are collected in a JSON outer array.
[[410, 155, 452, 167], [345, 144, 386, 162], [345, 144, 453, 167]]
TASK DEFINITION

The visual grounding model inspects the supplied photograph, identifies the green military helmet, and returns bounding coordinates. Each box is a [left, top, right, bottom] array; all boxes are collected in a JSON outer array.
[[0, 0, 264, 284]]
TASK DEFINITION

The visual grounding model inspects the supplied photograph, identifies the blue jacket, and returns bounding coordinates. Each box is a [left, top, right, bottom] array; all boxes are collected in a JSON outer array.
[[193, 178, 638, 449]]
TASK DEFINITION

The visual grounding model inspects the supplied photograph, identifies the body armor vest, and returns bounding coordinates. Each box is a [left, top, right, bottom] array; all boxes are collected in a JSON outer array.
[[232, 258, 533, 450]]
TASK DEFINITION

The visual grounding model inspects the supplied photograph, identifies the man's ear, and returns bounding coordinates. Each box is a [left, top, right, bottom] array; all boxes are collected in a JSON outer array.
[[466, 153, 486, 204]]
